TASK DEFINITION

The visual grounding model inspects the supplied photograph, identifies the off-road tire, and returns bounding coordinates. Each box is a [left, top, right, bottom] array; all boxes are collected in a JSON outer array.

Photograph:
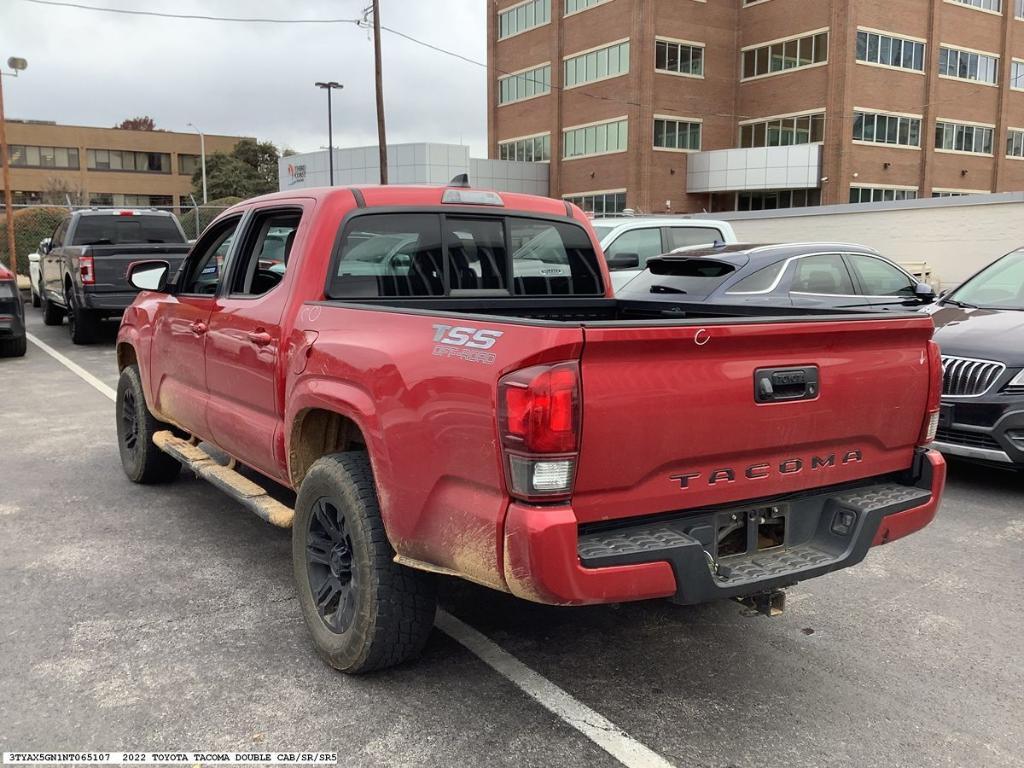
[[42, 294, 63, 326], [0, 335, 27, 357], [116, 364, 181, 484], [293, 451, 437, 674], [66, 286, 100, 345]]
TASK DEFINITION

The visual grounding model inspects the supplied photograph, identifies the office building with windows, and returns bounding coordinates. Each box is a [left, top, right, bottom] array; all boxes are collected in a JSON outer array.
[[3, 119, 247, 208], [487, 0, 1024, 214]]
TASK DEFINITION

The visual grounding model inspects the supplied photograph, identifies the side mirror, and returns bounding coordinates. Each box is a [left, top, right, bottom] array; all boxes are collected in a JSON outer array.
[[40, 239, 53, 255], [127, 260, 170, 292], [914, 282, 936, 303], [606, 252, 641, 270]]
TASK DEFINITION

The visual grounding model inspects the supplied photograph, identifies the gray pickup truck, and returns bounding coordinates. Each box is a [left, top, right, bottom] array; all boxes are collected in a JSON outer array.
[[41, 209, 191, 344]]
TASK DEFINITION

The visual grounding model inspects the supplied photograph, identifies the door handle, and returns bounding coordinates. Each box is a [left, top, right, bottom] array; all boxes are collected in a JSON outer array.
[[247, 330, 273, 346], [190, 320, 208, 335]]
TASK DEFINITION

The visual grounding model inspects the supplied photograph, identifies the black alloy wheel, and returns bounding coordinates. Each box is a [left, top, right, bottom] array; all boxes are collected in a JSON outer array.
[[306, 497, 358, 633]]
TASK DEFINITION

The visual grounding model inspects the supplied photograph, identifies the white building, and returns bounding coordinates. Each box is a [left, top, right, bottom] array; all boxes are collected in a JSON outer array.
[[279, 142, 548, 195]]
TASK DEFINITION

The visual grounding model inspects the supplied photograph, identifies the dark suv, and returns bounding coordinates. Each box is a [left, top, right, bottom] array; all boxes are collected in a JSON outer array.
[[927, 247, 1024, 469]]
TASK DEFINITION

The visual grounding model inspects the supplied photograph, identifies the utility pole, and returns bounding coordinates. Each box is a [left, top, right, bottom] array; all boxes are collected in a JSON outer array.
[[187, 122, 208, 204], [0, 57, 28, 278], [372, 0, 388, 184]]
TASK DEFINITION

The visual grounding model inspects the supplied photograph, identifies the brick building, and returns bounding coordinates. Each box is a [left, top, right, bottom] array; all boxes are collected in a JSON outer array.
[[486, 0, 1024, 214], [3, 120, 248, 208]]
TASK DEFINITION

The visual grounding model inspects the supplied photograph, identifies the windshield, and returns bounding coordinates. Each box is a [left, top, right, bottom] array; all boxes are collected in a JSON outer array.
[[946, 249, 1024, 310], [591, 225, 614, 242]]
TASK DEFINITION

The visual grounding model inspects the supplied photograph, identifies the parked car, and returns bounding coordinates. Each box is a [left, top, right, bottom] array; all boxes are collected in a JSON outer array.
[[115, 185, 945, 674], [618, 242, 938, 312], [0, 260, 27, 357], [925, 247, 1024, 469], [40, 209, 191, 344], [28, 238, 49, 308], [589, 216, 737, 292]]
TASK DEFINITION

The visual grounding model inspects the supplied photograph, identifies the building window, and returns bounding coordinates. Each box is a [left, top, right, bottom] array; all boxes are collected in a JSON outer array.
[[932, 189, 986, 197], [8, 145, 80, 169], [1017, 0, 1024, 18], [855, 30, 925, 72], [563, 189, 627, 215], [742, 30, 828, 80], [849, 186, 918, 203], [935, 120, 994, 154], [498, 64, 552, 104], [499, 133, 551, 162], [655, 39, 704, 77], [739, 111, 825, 147], [852, 110, 922, 147], [11, 190, 43, 205], [737, 189, 821, 211], [653, 117, 701, 151], [565, 0, 607, 14], [86, 149, 171, 173], [947, 0, 1000, 11], [939, 46, 999, 85], [178, 154, 201, 175], [1008, 128, 1024, 158], [563, 118, 628, 159], [1011, 60, 1024, 90], [564, 40, 630, 88], [498, 0, 550, 39]]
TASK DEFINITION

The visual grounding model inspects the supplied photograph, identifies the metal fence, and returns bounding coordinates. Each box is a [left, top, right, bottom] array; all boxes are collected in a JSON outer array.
[[0, 202, 232, 276]]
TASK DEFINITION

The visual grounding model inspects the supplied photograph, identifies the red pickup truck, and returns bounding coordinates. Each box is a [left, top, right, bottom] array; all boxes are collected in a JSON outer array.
[[115, 185, 946, 673]]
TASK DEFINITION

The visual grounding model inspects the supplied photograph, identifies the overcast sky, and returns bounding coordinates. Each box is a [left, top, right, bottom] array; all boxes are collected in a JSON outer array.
[[2, 0, 488, 155]]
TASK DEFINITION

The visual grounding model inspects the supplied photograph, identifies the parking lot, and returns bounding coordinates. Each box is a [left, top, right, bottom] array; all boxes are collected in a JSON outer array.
[[0, 311, 1021, 768]]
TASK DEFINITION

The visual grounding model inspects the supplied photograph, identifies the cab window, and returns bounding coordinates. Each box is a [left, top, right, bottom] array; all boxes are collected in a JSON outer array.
[[604, 228, 664, 270], [178, 216, 241, 295], [230, 208, 302, 297]]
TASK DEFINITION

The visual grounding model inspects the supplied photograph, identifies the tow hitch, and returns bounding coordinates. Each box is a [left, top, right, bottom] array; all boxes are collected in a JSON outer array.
[[735, 589, 787, 617]]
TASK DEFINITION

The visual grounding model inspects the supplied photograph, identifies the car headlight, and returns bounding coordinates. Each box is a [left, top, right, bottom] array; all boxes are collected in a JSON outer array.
[[1006, 369, 1024, 394]]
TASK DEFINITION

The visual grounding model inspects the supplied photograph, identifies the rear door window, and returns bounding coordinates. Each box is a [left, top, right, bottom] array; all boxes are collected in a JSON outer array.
[[845, 253, 916, 296], [789, 254, 856, 295], [72, 215, 185, 245], [668, 226, 724, 250]]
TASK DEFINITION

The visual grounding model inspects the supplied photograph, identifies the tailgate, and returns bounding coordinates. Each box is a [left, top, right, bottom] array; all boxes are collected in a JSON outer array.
[[88, 245, 189, 293], [573, 316, 935, 523]]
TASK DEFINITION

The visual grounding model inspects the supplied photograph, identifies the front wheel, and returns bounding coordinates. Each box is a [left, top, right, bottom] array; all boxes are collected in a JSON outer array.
[[116, 364, 181, 484], [42, 293, 63, 326], [31, 283, 41, 308], [293, 452, 437, 674]]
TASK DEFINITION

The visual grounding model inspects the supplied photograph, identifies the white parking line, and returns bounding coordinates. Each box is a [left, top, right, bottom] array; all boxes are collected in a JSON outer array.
[[26, 333, 117, 401], [436, 610, 676, 768], [26, 330, 678, 768]]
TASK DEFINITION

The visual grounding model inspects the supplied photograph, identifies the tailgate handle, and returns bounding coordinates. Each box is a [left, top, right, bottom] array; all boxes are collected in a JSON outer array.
[[754, 366, 819, 403]]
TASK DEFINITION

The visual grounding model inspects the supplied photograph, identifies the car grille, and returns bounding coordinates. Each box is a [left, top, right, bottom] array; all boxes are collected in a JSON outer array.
[[940, 356, 1004, 397], [934, 427, 1002, 451]]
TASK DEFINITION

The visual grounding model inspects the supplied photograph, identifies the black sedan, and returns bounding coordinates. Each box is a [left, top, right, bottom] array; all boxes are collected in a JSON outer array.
[[925, 247, 1024, 469], [617, 242, 937, 311], [0, 260, 27, 357]]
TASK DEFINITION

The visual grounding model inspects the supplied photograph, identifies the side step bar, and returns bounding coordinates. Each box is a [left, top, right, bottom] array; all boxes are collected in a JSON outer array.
[[153, 430, 294, 528]]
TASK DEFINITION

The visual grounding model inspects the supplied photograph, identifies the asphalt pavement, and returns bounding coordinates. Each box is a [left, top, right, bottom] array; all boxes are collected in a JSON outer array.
[[1, 309, 1022, 768]]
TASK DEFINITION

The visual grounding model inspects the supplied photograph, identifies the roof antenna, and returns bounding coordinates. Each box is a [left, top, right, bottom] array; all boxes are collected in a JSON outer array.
[[448, 173, 470, 188]]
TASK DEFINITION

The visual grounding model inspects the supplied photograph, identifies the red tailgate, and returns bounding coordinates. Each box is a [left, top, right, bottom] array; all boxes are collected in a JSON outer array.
[[572, 316, 936, 524]]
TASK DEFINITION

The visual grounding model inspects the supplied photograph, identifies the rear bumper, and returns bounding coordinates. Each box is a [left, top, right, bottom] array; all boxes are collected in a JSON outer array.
[[502, 449, 945, 606], [81, 291, 137, 312]]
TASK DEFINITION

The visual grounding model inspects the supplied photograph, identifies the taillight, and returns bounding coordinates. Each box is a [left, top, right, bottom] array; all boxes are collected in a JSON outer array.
[[498, 361, 581, 501], [919, 340, 942, 446], [80, 256, 95, 285]]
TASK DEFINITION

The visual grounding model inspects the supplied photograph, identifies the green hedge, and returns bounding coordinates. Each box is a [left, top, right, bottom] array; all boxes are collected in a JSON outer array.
[[0, 207, 66, 276]]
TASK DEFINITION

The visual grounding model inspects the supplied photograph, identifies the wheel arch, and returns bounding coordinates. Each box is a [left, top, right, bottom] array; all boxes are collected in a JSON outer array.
[[288, 406, 370, 489]]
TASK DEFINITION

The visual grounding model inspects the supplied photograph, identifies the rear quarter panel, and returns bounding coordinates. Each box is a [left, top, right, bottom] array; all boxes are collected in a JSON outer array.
[[286, 304, 584, 590]]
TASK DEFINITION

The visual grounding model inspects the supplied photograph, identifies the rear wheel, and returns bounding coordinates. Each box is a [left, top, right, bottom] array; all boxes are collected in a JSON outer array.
[[66, 285, 99, 345], [0, 335, 27, 357], [116, 364, 181, 484], [42, 293, 63, 326], [293, 452, 437, 673]]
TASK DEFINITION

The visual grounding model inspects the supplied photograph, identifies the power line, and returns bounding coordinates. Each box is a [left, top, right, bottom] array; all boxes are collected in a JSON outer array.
[[20, 0, 362, 24]]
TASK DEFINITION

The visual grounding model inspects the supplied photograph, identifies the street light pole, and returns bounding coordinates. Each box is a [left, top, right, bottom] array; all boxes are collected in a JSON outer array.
[[187, 122, 207, 204], [315, 81, 343, 187], [0, 57, 27, 278]]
